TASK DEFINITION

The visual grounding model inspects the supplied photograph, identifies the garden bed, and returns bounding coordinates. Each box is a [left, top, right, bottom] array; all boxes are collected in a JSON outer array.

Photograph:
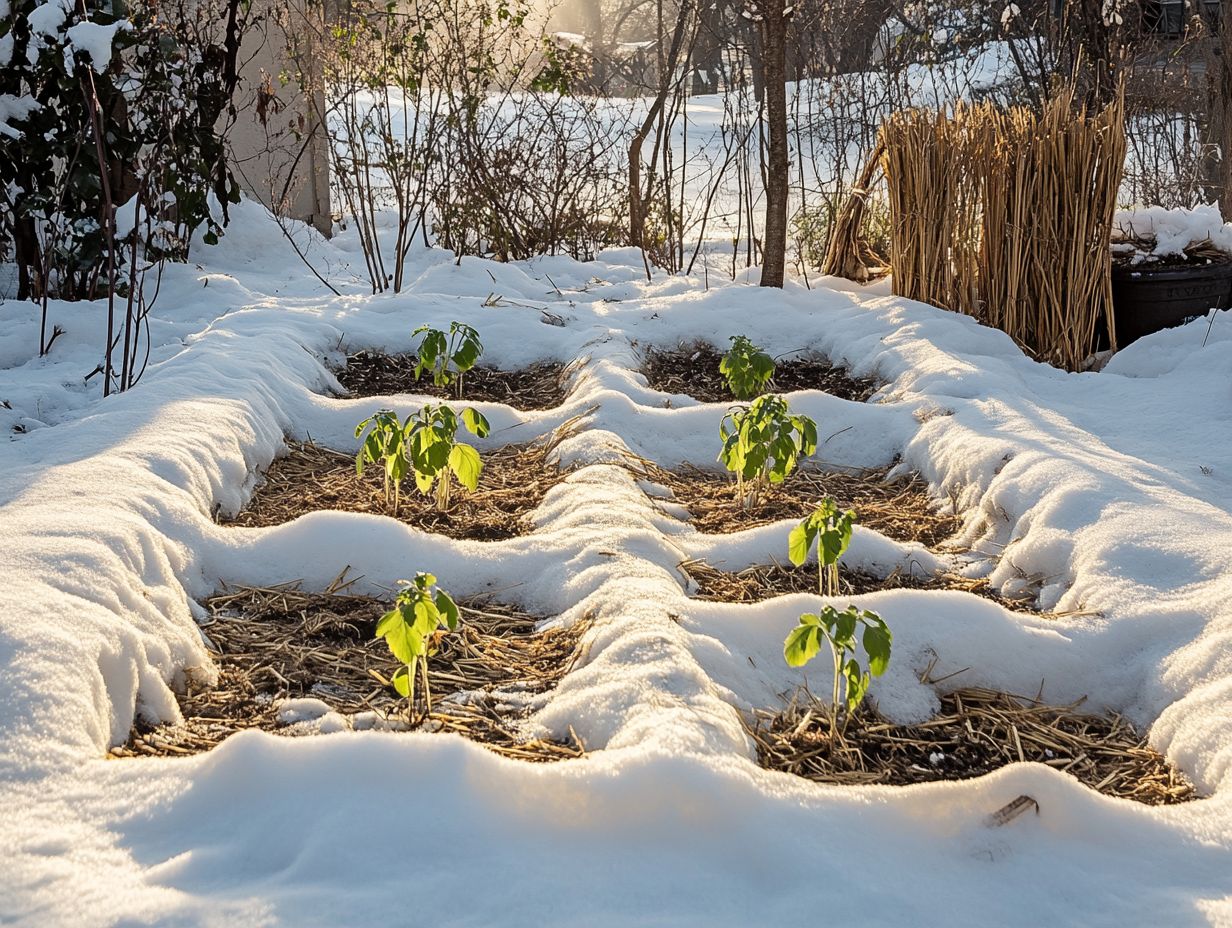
[[641, 341, 879, 404], [750, 687, 1195, 805], [335, 350, 571, 409], [682, 558, 1049, 614], [637, 459, 958, 548], [111, 581, 589, 762], [226, 436, 565, 540]]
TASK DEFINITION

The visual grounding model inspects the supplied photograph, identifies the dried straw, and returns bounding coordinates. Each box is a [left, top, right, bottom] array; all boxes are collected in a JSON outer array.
[[681, 557, 1053, 614], [110, 577, 590, 762], [226, 421, 581, 541], [631, 457, 959, 549], [749, 685, 1195, 805], [880, 91, 1126, 370], [820, 141, 888, 282]]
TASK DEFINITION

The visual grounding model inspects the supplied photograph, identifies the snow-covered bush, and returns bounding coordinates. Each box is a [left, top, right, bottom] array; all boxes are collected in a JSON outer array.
[[0, 0, 250, 390]]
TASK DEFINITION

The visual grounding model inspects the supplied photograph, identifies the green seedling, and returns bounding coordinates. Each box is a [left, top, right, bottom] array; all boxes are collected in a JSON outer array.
[[376, 573, 460, 720], [788, 498, 856, 597], [783, 499, 891, 740], [355, 403, 490, 513], [405, 402, 490, 510], [412, 321, 484, 397], [719, 334, 775, 400], [718, 394, 817, 508], [356, 408, 410, 514], [783, 604, 892, 738]]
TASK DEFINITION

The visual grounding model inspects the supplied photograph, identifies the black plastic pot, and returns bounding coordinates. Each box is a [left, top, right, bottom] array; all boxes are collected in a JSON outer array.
[[1110, 260, 1232, 347]]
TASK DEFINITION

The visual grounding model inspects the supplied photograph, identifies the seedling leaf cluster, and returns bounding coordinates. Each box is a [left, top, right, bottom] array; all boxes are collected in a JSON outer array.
[[720, 335, 775, 400], [376, 573, 460, 719], [783, 498, 892, 735], [413, 322, 484, 397], [718, 394, 817, 507], [356, 402, 490, 512]]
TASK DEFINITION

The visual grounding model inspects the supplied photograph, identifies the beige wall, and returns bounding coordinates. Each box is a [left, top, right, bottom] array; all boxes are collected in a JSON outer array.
[[226, 0, 332, 236]]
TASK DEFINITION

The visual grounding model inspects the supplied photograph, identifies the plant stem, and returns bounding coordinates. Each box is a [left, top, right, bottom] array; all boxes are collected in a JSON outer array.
[[830, 643, 842, 748], [420, 656, 433, 717]]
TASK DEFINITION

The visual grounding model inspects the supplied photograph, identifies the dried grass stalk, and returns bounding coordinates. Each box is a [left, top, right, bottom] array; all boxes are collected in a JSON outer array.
[[749, 686, 1196, 805], [110, 579, 591, 763], [880, 91, 1126, 371], [821, 141, 888, 282]]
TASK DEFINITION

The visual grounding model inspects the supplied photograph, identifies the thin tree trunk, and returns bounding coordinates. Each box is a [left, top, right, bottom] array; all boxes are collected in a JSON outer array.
[[758, 0, 789, 288]]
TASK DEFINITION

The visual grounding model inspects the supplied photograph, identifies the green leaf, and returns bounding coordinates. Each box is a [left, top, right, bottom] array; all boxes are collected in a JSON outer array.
[[448, 443, 483, 491], [787, 521, 815, 566], [462, 407, 490, 438], [391, 664, 412, 697], [381, 619, 423, 665], [862, 618, 892, 677], [784, 621, 822, 667], [435, 590, 460, 631]]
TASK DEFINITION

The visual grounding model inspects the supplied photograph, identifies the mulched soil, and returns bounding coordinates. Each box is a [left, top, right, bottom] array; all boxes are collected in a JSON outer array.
[[225, 436, 565, 541], [110, 580, 590, 763], [635, 459, 960, 549], [641, 341, 880, 404], [681, 558, 1055, 615], [334, 350, 571, 410], [750, 687, 1196, 805]]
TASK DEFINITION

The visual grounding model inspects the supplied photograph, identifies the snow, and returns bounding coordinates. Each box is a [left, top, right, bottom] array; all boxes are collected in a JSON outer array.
[[64, 20, 126, 74], [3, 199, 1232, 924], [1114, 204, 1232, 258]]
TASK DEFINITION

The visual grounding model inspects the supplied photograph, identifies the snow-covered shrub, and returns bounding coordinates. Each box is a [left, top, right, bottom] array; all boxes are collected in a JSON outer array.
[[0, 0, 250, 390]]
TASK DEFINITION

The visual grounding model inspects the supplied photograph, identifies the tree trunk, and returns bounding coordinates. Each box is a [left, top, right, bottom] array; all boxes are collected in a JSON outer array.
[[758, 0, 789, 288], [1220, 1, 1232, 221]]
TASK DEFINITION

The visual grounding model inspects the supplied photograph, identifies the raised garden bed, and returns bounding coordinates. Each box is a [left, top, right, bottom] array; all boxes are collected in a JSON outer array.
[[641, 341, 879, 404], [111, 581, 589, 762], [637, 459, 959, 549], [226, 436, 565, 540], [335, 350, 571, 409], [681, 558, 1050, 615], [750, 687, 1195, 805]]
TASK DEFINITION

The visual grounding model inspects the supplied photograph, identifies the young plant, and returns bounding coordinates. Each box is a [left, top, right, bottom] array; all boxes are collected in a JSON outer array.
[[376, 573, 460, 720], [788, 498, 856, 597], [356, 409, 410, 514], [412, 321, 484, 397], [783, 498, 891, 738], [718, 395, 817, 508], [783, 604, 892, 737], [719, 334, 775, 400], [405, 402, 490, 510]]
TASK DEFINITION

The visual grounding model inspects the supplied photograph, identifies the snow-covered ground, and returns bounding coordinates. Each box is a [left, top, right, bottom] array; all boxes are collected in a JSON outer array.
[[3, 200, 1232, 926]]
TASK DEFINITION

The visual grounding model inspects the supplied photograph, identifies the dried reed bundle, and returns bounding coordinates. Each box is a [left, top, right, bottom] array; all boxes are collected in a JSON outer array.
[[880, 91, 1126, 371], [820, 141, 887, 282]]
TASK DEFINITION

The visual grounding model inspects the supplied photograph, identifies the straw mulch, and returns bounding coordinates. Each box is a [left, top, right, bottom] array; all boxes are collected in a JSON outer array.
[[641, 341, 878, 404], [225, 434, 566, 541], [110, 580, 590, 762], [749, 687, 1195, 805], [881, 90, 1126, 370], [635, 459, 959, 549], [335, 350, 571, 410], [682, 558, 1047, 614]]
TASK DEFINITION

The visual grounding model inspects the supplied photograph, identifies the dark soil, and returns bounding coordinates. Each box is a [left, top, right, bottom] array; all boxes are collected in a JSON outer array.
[[334, 350, 570, 410], [641, 341, 879, 404]]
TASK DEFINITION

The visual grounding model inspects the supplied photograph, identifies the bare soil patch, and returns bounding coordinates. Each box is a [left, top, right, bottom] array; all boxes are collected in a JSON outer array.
[[226, 436, 564, 541], [641, 341, 879, 404], [335, 350, 570, 410], [750, 686, 1195, 805], [111, 581, 589, 762]]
